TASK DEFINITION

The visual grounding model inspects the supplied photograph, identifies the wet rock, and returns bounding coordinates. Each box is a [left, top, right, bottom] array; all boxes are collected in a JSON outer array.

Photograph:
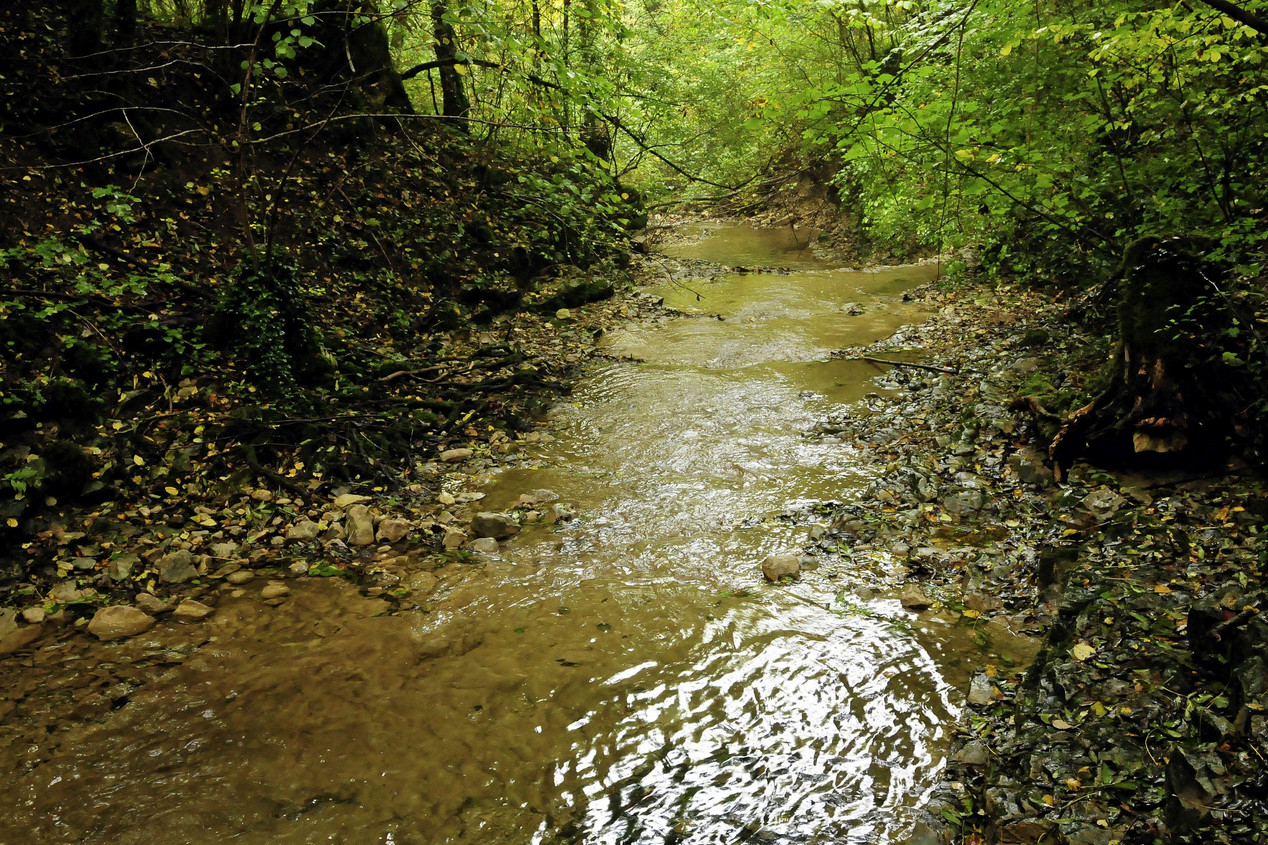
[[226, 570, 254, 585], [761, 553, 801, 582], [288, 562, 309, 576], [406, 571, 439, 595], [261, 583, 291, 600], [968, 671, 998, 706], [841, 301, 865, 316], [324, 522, 347, 543], [377, 518, 411, 544], [87, 606, 154, 641], [0, 623, 43, 655], [442, 529, 468, 549], [334, 493, 371, 510], [440, 448, 473, 463], [548, 504, 574, 524], [345, 504, 376, 546], [21, 607, 45, 625], [250, 488, 273, 502], [158, 549, 198, 583], [996, 821, 1061, 845], [173, 599, 214, 621], [107, 553, 140, 581], [1081, 488, 1126, 518], [943, 489, 986, 515], [471, 512, 520, 540], [470, 537, 500, 554], [0, 608, 17, 640], [519, 488, 560, 506], [900, 584, 932, 610], [952, 740, 990, 767], [134, 593, 172, 615], [285, 519, 321, 544]]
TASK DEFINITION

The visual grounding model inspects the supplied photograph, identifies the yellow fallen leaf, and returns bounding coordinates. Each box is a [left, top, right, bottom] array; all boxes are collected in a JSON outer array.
[[165, 486, 179, 496], [133, 455, 146, 466], [1052, 718, 1075, 730], [962, 609, 981, 619], [1154, 584, 1172, 594], [1071, 642, 1096, 661], [5, 518, 17, 528]]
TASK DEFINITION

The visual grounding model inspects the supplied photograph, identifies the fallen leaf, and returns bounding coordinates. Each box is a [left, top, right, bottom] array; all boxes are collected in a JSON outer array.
[[1071, 642, 1096, 661]]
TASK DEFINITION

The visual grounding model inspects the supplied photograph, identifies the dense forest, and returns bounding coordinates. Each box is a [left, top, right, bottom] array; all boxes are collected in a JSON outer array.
[[2, 0, 1268, 841]]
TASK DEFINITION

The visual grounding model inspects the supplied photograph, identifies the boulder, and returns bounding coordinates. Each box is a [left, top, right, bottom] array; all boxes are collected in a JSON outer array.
[[761, 553, 801, 582], [87, 606, 155, 641], [345, 505, 376, 546], [470, 512, 520, 540]]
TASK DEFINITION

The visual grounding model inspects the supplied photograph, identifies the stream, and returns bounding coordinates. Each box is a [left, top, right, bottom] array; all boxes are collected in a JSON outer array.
[[1, 224, 1029, 844]]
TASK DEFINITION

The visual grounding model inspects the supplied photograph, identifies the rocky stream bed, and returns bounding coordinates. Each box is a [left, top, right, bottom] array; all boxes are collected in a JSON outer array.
[[1, 225, 1265, 844]]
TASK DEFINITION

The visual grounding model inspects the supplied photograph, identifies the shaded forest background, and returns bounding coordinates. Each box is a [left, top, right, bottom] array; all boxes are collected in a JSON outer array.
[[2, 0, 1267, 578]]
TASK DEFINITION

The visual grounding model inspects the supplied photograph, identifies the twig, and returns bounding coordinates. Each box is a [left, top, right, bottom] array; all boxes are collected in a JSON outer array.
[[854, 356, 956, 375]]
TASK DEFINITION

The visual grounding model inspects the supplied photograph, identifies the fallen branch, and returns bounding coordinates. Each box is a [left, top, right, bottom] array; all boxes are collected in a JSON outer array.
[[854, 356, 956, 375]]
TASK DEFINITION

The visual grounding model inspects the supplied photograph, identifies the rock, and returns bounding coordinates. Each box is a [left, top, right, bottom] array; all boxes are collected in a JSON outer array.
[[289, 562, 309, 576], [841, 301, 865, 316], [437, 491, 456, 505], [21, 607, 46, 625], [72, 556, 97, 571], [900, 584, 933, 610], [440, 448, 473, 463], [548, 504, 574, 524], [87, 606, 155, 641], [996, 821, 1060, 845], [158, 549, 198, 583], [470, 512, 520, 540], [324, 522, 347, 543], [134, 593, 172, 615], [0, 608, 17, 640], [285, 519, 322, 543], [761, 553, 801, 582], [1082, 487, 1127, 518], [226, 570, 254, 585], [377, 518, 411, 544], [967, 671, 998, 706], [952, 740, 991, 767], [442, 530, 468, 549], [555, 307, 572, 320], [1008, 448, 1054, 486], [261, 582, 290, 600], [106, 554, 139, 581], [50, 581, 96, 603], [173, 599, 214, 621], [334, 493, 371, 510], [518, 489, 560, 507], [470, 537, 500, 554], [943, 489, 986, 515], [0, 623, 43, 655], [250, 488, 274, 502], [345, 505, 376, 546], [406, 571, 439, 595]]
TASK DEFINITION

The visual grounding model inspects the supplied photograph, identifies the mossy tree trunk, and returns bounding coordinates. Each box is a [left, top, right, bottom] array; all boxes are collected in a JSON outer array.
[[1051, 237, 1248, 478]]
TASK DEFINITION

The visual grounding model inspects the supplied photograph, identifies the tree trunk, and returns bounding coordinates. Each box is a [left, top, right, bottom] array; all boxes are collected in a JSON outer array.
[[430, 0, 470, 126], [1050, 237, 1248, 479]]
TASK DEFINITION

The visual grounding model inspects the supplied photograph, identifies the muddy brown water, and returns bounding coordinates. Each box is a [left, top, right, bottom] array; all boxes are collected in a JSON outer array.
[[1, 224, 1032, 844]]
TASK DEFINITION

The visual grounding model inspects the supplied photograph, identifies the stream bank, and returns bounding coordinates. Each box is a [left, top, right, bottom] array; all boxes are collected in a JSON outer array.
[[812, 279, 1268, 844]]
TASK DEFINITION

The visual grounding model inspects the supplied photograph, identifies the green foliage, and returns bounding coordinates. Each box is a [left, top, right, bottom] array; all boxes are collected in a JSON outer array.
[[214, 260, 323, 393]]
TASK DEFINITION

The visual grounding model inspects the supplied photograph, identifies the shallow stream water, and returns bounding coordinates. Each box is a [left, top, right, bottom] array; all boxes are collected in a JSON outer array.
[[1, 224, 1027, 844]]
